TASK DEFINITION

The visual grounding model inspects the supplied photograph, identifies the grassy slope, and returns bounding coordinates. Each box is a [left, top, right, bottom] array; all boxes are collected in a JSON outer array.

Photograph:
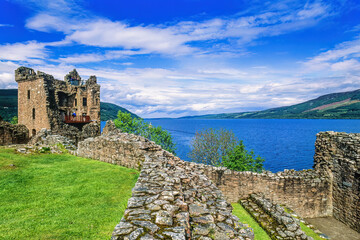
[[0, 148, 138, 239], [183, 89, 360, 119], [0, 89, 138, 122], [231, 203, 271, 240]]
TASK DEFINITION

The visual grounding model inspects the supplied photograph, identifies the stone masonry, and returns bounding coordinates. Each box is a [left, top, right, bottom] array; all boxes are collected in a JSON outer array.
[[241, 194, 313, 240], [314, 131, 360, 232], [202, 167, 331, 219], [78, 122, 255, 239], [15, 66, 100, 143], [77, 122, 360, 236], [0, 115, 29, 145]]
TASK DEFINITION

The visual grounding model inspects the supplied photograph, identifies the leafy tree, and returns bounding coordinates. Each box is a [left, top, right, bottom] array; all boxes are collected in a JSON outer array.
[[114, 110, 176, 154], [10, 116, 18, 124], [189, 128, 264, 172], [223, 141, 264, 173], [189, 128, 237, 166]]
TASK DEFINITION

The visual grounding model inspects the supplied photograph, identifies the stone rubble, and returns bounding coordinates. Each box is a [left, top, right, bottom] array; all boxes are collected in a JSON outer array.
[[112, 153, 254, 240], [16, 128, 76, 154]]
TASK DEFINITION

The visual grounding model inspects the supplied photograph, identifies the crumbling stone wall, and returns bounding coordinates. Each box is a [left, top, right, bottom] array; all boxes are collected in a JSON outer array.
[[314, 131, 360, 232], [0, 116, 29, 145], [15, 66, 100, 142], [202, 167, 331, 218], [78, 126, 255, 239], [77, 125, 360, 236]]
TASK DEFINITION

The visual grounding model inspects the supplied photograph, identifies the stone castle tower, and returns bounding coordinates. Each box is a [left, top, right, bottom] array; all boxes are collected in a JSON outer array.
[[15, 67, 100, 140]]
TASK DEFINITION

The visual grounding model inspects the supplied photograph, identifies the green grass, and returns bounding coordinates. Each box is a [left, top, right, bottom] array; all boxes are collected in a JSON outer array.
[[283, 207, 323, 240], [300, 222, 323, 240], [231, 203, 271, 240], [0, 148, 139, 239]]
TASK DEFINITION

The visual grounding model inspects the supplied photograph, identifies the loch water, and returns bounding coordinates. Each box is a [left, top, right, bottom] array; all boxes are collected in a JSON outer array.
[[101, 119, 360, 172]]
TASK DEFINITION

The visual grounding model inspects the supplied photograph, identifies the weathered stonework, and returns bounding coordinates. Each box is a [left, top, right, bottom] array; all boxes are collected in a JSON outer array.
[[77, 123, 360, 236], [15, 66, 100, 143], [314, 131, 360, 233], [78, 122, 255, 239], [241, 194, 313, 240], [202, 167, 331, 218], [0, 115, 29, 145]]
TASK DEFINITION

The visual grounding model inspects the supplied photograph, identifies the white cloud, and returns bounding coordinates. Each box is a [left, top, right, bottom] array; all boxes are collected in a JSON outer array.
[[23, 1, 334, 57], [0, 61, 19, 88], [304, 36, 360, 72], [0, 41, 47, 62]]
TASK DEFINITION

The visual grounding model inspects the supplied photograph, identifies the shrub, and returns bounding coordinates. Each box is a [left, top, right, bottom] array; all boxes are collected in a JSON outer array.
[[10, 116, 18, 124], [189, 128, 264, 172], [223, 141, 264, 172], [114, 110, 176, 154]]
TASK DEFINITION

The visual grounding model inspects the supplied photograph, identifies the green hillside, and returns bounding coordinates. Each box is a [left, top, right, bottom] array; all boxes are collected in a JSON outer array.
[[182, 89, 360, 119], [0, 89, 138, 122], [100, 102, 138, 121]]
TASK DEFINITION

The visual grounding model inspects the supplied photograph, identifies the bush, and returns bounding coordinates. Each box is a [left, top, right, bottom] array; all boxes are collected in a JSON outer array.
[[114, 111, 176, 154], [189, 128, 264, 172], [10, 116, 18, 124], [223, 141, 264, 172]]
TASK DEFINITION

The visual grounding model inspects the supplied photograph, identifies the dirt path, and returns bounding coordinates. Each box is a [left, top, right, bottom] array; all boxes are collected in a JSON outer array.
[[305, 217, 360, 240]]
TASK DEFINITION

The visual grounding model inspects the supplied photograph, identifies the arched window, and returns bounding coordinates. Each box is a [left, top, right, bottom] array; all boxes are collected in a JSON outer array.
[[32, 108, 35, 120]]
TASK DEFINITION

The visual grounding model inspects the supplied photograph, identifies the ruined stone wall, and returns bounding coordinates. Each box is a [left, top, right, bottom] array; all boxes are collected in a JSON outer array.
[[314, 131, 360, 232], [78, 129, 254, 239], [202, 167, 331, 219], [16, 67, 51, 136], [0, 117, 29, 145], [77, 126, 360, 236], [15, 67, 100, 144]]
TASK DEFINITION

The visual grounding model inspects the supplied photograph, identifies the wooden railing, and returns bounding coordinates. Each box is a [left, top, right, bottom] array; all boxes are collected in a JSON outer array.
[[64, 115, 91, 123]]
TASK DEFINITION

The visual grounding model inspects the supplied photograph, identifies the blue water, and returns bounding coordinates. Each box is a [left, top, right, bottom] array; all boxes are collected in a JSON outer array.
[[101, 119, 360, 172]]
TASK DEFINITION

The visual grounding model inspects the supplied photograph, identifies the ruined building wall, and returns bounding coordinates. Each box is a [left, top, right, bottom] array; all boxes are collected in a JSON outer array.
[[77, 127, 255, 240], [314, 131, 360, 232], [15, 67, 100, 143], [77, 124, 360, 233], [0, 116, 29, 145], [202, 167, 331, 218], [16, 68, 51, 136]]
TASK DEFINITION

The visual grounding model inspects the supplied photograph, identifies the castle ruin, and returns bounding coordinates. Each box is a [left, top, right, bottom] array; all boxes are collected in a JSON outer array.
[[15, 67, 101, 143]]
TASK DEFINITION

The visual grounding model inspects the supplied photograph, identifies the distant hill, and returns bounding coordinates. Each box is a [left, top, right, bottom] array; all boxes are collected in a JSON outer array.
[[100, 102, 138, 121], [0, 89, 138, 122], [182, 89, 360, 119]]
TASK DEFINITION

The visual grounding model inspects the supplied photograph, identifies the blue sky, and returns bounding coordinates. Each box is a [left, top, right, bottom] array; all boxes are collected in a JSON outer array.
[[0, 0, 360, 118]]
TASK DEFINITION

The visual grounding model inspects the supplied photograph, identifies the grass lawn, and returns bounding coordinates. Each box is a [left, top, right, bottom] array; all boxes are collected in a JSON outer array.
[[0, 148, 139, 239], [231, 203, 271, 240]]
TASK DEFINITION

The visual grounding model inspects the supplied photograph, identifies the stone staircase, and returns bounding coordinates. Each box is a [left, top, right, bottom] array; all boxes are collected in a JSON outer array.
[[241, 194, 314, 240]]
